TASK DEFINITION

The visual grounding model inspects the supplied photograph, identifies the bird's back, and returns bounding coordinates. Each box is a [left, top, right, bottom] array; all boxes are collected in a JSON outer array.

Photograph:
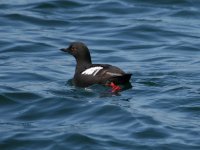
[[73, 64, 132, 87]]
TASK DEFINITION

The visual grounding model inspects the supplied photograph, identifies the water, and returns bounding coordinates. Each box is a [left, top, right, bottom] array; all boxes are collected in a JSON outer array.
[[0, 0, 200, 149]]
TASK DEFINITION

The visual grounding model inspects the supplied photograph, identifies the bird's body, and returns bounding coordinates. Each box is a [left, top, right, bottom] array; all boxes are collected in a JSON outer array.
[[60, 42, 132, 92]]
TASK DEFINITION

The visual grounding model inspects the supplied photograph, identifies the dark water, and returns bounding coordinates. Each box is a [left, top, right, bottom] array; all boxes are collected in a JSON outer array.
[[1, 0, 200, 149]]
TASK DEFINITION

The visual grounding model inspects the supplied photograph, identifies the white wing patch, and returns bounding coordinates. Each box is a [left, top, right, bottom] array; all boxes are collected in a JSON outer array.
[[81, 66, 103, 76]]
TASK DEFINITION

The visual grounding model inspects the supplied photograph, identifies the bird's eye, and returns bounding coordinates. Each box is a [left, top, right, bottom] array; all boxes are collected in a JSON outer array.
[[71, 47, 77, 52]]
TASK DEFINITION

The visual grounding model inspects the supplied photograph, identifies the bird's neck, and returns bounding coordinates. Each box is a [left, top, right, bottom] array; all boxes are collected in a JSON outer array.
[[74, 50, 92, 73], [75, 58, 92, 73]]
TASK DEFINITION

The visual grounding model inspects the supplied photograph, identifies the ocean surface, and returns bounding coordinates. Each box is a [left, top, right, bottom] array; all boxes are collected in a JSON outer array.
[[0, 0, 200, 149]]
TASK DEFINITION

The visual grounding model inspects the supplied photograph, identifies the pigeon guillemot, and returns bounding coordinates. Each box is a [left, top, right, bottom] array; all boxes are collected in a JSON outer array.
[[60, 42, 132, 92]]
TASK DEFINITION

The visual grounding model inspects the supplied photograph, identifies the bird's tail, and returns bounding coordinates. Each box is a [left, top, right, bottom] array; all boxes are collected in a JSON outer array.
[[109, 73, 132, 85]]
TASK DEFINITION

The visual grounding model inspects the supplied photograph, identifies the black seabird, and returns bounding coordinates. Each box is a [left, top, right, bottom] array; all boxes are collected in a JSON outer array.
[[60, 42, 132, 92]]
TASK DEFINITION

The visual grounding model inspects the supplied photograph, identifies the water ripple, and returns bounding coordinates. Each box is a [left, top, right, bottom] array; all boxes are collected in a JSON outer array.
[[1, 0, 200, 149]]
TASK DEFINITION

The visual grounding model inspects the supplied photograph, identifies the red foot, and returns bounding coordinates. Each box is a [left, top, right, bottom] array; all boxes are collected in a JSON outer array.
[[107, 82, 121, 93]]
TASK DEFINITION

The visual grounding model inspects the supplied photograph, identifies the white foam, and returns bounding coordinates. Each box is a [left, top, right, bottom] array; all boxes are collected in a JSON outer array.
[[81, 66, 103, 76]]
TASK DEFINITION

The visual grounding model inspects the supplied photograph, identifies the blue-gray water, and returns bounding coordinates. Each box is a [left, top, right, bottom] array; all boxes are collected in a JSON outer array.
[[0, 0, 200, 150]]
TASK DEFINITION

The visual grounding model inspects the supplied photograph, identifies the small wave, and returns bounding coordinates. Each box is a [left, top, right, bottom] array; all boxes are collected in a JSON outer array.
[[3, 13, 69, 26], [0, 93, 19, 105], [32, 1, 86, 9], [1, 92, 42, 104]]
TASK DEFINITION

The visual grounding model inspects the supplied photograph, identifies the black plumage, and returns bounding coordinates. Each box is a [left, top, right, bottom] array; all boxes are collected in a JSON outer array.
[[60, 42, 132, 88]]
